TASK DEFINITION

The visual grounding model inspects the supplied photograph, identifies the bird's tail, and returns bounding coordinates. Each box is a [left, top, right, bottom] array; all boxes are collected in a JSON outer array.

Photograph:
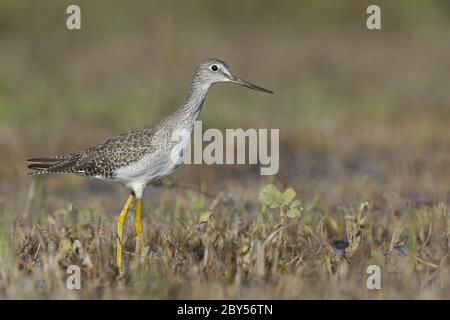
[[26, 154, 80, 175]]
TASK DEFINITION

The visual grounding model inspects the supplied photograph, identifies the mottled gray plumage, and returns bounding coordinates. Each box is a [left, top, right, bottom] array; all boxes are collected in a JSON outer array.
[[28, 125, 158, 177], [27, 58, 272, 198]]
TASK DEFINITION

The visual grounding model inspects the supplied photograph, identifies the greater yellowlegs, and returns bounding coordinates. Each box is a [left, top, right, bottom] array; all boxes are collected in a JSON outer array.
[[27, 58, 273, 272]]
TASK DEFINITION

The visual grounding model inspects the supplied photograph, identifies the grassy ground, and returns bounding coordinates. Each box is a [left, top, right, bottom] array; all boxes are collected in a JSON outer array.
[[0, 1, 450, 299], [2, 182, 449, 299]]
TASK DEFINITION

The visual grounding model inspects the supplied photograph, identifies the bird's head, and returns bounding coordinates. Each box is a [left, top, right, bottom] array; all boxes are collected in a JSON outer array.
[[194, 58, 273, 94]]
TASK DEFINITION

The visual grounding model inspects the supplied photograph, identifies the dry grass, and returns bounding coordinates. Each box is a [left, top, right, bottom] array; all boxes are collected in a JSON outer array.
[[0, 1, 450, 299], [1, 181, 449, 299]]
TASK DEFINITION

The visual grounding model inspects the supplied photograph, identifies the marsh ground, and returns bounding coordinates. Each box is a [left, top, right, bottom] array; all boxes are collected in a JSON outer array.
[[0, 1, 449, 299]]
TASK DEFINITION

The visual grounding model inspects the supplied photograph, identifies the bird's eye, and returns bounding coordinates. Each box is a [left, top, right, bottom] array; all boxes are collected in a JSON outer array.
[[210, 65, 218, 72]]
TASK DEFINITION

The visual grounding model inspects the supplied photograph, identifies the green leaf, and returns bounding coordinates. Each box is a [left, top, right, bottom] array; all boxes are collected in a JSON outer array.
[[199, 211, 213, 223], [259, 184, 283, 209], [282, 188, 296, 205], [58, 238, 72, 253], [287, 208, 302, 218], [289, 200, 301, 209]]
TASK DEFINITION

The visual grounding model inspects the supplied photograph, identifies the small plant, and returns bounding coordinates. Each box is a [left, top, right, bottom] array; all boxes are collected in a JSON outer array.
[[259, 184, 303, 222], [344, 201, 369, 259], [198, 211, 214, 224]]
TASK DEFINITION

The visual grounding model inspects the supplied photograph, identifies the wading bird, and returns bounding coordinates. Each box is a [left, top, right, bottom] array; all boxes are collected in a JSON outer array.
[[27, 58, 273, 272]]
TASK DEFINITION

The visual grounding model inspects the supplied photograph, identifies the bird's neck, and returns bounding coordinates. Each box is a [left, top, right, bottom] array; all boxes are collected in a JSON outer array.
[[174, 79, 211, 123]]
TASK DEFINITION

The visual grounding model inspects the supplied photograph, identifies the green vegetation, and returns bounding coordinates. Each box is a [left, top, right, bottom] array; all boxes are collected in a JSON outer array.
[[1, 183, 448, 299], [0, 1, 449, 299]]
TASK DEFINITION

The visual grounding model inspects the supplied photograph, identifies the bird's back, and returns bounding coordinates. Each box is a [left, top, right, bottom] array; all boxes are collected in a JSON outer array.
[[28, 123, 160, 177]]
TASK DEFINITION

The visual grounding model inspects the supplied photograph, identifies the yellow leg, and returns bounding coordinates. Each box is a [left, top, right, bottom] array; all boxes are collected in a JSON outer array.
[[135, 198, 144, 255], [116, 194, 134, 272]]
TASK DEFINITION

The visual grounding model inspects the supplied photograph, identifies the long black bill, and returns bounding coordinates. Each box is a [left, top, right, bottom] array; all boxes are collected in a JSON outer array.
[[231, 76, 273, 94]]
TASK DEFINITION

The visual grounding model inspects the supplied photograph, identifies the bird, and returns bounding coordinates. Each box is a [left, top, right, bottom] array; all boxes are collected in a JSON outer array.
[[26, 58, 273, 272]]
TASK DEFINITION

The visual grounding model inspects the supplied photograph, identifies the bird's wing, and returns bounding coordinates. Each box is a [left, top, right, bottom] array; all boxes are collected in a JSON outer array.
[[27, 153, 82, 174], [71, 127, 159, 177], [27, 126, 158, 177]]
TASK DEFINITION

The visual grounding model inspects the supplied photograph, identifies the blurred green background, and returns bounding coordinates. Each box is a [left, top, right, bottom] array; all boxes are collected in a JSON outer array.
[[1, 0, 450, 300], [1, 0, 450, 206]]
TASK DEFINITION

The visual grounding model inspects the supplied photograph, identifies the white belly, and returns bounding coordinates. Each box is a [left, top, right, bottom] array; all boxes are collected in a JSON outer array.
[[113, 152, 181, 197], [110, 122, 192, 197]]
